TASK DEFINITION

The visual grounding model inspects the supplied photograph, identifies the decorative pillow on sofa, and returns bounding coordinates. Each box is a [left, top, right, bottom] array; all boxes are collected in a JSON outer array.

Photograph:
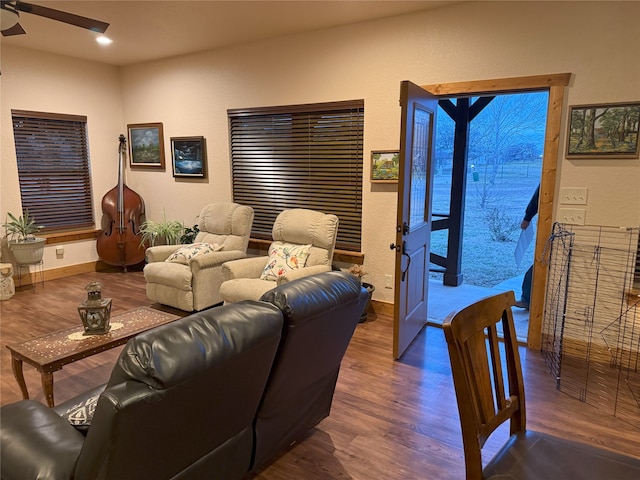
[[260, 242, 311, 281], [59, 394, 101, 434], [165, 242, 223, 265]]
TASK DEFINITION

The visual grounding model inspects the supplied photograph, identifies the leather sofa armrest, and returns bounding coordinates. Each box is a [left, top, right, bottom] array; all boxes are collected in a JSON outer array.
[[145, 245, 181, 263], [0, 400, 85, 480], [51, 384, 107, 435], [276, 264, 331, 285], [190, 250, 248, 270], [222, 256, 268, 280], [52, 384, 107, 417]]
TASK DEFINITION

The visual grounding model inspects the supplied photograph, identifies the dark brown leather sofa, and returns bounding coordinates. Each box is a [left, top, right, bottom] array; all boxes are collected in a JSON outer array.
[[0, 271, 367, 480]]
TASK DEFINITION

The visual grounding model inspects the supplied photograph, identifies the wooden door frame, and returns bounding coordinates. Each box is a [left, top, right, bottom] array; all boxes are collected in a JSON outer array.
[[422, 73, 572, 349]]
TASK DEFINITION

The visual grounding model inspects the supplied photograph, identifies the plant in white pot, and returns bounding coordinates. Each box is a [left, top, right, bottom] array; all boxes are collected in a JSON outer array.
[[2, 210, 45, 264], [138, 210, 185, 247], [348, 264, 375, 323]]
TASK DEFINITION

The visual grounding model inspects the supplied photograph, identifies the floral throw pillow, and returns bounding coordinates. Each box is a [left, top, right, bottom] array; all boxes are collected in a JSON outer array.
[[165, 242, 222, 265], [260, 242, 311, 281]]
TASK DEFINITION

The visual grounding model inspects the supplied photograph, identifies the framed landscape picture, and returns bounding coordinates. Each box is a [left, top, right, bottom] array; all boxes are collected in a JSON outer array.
[[566, 102, 640, 159], [127, 123, 165, 168], [171, 136, 207, 178], [371, 150, 399, 183]]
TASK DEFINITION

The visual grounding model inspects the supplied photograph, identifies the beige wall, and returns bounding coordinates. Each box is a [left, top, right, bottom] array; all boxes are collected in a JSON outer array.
[[2, 1, 639, 303], [1, 46, 123, 268]]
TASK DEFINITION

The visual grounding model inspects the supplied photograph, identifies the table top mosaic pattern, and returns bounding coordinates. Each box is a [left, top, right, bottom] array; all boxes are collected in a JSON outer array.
[[6, 306, 180, 368]]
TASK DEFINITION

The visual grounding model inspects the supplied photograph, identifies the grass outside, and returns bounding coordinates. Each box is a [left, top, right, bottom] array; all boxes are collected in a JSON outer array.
[[429, 161, 541, 288]]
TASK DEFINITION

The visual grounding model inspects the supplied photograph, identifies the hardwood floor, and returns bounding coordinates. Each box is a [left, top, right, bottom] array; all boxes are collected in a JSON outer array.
[[1, 270, 639, 479]]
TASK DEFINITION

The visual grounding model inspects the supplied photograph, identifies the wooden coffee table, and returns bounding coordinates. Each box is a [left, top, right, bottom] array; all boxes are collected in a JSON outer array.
[[6, 306, 180, 407]]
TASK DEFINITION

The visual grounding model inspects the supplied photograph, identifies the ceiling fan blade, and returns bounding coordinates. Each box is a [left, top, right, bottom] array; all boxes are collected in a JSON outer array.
[[15, 1, 109, 33], [1, 21, 25, 36]]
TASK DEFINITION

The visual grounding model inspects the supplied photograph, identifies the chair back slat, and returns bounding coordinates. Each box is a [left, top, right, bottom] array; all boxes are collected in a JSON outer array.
[[464, 330, 497, 430]]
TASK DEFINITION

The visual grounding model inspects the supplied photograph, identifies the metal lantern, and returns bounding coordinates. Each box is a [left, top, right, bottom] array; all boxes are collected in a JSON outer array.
[[78, 281, 112, 335]]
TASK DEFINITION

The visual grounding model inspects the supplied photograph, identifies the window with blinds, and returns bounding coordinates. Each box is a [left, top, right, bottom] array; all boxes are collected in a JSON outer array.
[[228, 100, 364, 252], [11, 110, 94, 232]]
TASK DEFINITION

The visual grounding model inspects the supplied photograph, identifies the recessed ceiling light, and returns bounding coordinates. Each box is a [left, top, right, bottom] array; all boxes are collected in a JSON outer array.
[[96, 36, 112, 46]]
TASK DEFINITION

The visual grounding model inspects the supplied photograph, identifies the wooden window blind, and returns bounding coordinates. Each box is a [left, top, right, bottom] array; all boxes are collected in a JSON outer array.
[[11, 110, 94, 232], [228, 100, 364, 252]]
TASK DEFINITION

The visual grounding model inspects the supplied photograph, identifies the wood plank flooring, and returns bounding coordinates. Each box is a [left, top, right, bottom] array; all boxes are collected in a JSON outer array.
[[1, 270, 639, 479]]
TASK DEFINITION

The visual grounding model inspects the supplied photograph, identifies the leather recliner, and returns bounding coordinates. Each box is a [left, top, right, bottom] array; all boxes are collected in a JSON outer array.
[[1, 300, 283, 480], [250, 271, 368, 472]]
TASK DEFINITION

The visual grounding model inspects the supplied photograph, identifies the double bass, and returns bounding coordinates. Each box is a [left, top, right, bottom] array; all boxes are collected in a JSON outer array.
[[96, 134, 146, 271]]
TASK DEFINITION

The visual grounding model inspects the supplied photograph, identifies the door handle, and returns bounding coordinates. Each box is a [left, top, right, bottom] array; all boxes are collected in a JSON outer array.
[[400, 242, 411, 281], [391, 242, 411, 281]]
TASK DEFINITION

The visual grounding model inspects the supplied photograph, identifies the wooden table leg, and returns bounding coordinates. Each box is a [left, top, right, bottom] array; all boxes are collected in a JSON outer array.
[[10, 355, 29, 400], [41, 372, 55, 407]]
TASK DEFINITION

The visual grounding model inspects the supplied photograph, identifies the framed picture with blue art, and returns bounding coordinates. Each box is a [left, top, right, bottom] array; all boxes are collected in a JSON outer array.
[[170, 136, 207, 178]]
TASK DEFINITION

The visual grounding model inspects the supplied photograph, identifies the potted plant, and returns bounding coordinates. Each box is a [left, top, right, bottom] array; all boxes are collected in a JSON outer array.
[[180, 222, 200, 244], [348, 264, 375, 323], [139, 210, 185, 247], [2, 210, 46, 264]]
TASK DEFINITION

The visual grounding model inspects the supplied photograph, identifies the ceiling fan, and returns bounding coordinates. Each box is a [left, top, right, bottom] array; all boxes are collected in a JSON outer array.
[[1, 0, 109, 37]]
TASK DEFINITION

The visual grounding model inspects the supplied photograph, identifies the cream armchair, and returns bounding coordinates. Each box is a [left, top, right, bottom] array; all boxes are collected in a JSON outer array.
[[218, 209, 339, 303], [144, 202, 254, 311]]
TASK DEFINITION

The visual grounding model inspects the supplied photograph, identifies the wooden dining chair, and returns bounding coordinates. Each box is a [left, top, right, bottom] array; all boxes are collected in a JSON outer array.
[[442, 290, 640, 480]]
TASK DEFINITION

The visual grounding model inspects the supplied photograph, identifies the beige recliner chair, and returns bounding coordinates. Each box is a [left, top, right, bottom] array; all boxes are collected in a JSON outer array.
[[218, 208, 338, 303], [144, 202, 254, 311]]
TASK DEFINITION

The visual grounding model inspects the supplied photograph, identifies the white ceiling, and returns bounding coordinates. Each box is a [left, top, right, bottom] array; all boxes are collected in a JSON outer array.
[[1, 1, 456, 66]]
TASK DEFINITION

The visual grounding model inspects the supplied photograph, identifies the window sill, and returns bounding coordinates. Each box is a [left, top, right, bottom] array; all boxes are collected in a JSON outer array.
[[42, 229, 100, 245], [39, 232, 366, 264]]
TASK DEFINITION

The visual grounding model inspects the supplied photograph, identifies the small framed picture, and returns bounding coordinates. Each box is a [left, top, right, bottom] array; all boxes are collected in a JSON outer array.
[[566, 102, 640, 159], [127, 123, 165, 169], [371, 150, 399, 183], [171, 136, 207, 178]]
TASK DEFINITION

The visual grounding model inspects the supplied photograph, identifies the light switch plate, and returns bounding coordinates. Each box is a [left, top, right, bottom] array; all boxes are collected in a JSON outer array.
[[560, 187, 588, 205], [558, 208, 586, 225]]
